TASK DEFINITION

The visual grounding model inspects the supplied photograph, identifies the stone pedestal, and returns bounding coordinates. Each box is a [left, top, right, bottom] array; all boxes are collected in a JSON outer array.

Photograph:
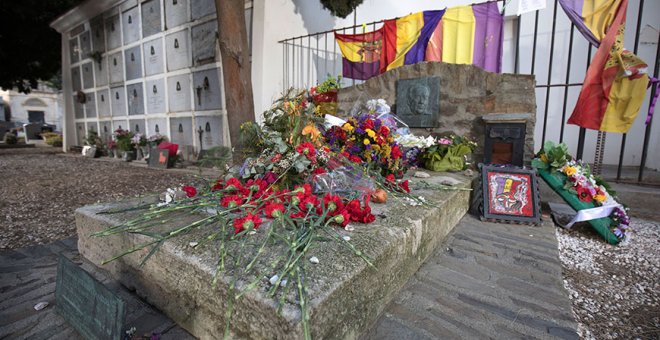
[[75, 173, 472, 339]]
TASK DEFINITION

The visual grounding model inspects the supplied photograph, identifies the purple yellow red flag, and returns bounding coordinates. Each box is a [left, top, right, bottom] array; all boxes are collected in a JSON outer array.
[[335, 29, 384, 80], [560, 0, 649, 133]]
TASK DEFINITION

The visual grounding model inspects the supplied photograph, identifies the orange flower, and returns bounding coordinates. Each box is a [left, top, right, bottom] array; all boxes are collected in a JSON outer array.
[[302, 124, 321, 141]]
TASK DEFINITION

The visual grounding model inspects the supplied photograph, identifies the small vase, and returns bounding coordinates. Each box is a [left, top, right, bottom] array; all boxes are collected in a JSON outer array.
[[108, 149, 114, 158], [136, 147, 144, 160], [114, 150, 121, 159]]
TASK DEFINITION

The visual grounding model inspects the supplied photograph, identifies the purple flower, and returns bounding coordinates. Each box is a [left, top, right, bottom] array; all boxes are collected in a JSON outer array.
[[439, 138, 452, 145], [613, 228, 625, 238]]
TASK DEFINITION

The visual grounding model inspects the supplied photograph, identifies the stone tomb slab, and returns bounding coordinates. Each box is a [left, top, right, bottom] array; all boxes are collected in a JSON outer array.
[[192, 68, 222, 111], [191, 21, 217, 65], [91, 16, 106, 52], [79, 31, 92, 58], [111, 86, 126, 117], [127, 83, 145, 115], [141, 0, 162, 38], [143, 38, 164, 76], [145, 78, 166, 114], [75, 173, 472, 339], [167, 74, 191, 112], [97, 89, 111, 117], [84, 91, 97, 118], [82, 62, 94, 89], [105, 15, 122, 51], [165, 30, 190, 71], [165, 0, 188, 29], [95, 56, 109, 87], [109, 52, 124, 84], [122, 6, 140, 45], [71, 66, 82, 91], [124, 46, 143, 81]]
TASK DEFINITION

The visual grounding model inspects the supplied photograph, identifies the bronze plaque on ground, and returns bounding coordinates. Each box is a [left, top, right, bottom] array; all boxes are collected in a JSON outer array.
[[395, 76, 440, 128], [55, 255, 126, 340]]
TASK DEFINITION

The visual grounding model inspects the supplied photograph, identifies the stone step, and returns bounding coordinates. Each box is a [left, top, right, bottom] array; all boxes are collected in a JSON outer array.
[[75, 173, 472, 339]]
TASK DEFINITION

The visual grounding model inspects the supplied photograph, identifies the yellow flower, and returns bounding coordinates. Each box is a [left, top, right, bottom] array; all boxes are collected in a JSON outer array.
[[366, 129, 376, 138], [342, 123, 354, 132], [302, 124, 321, 141], [372, 144, 381, 152], [594, 194, 606, 203], [363, 138, 370, 145], [564, 166, 577, 176], [540, 153, 548, 163]]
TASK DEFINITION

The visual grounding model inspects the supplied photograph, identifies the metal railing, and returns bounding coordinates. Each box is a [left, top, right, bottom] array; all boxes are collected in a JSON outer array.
[[279, 0, 659, 184]]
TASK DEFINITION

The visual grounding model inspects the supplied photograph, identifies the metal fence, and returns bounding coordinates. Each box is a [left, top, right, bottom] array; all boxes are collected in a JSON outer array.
[[279, 0, 659, 184]]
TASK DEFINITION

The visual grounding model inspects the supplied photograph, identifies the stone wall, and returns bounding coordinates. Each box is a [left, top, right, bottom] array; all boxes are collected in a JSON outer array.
[[337, 62, 537, 163]]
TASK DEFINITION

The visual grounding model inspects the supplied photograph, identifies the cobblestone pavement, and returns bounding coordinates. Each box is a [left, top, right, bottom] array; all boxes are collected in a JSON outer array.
[[0, 237, 194, 340], [363, 215, 579, 340]]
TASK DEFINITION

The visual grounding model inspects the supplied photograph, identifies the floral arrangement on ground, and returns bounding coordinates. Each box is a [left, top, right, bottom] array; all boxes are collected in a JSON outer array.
[[533, 141, 630, 240], [97, 86, 474, 339]]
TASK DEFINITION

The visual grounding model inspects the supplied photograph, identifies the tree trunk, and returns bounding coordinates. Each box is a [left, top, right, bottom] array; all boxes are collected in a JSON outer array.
[[214, 0, 254, 156]]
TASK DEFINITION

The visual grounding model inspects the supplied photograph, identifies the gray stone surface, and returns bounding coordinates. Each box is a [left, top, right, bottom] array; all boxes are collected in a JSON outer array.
[[127, 83, 144, 116], [165, 30, 191, 71], [69, 38, 79, 64], [84, 91, 96, 118], [91, 17, 105, 52], [124, 46, 142, 81], [192, 68, 222, 111], [75, 173, 472, 339], [195, 115, 225, 149], [121, 6, 140, 45], [111, 86, 126, 117], [170, 117, 194, 159], [165, 0, 188, 29], [338, 63, 537, 164], [79, 31, 92, 58], [362, 215, 578, 340], [167, 74, 191, 112], [0, 238, 194, 340], [70, 66, 81, 92], [109, 52, 123, 84], [81, 62, 94, 89], [190, 0, 215, 20], [105, 15, 121, 51], [94, 56, 108, 87], [143, 38, 164, 76], [141, 0, 162, 38], [97, 90, 111, 117], [191, 21, 217, 65], [146, 78, 166, 114]]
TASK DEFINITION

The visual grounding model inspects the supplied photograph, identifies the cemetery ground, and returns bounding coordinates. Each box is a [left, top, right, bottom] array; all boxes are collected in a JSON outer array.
[[1, 146, 659, 339]]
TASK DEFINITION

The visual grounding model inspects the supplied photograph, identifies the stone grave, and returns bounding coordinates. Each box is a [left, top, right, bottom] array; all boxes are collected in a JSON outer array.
[[76, 173, 471, 339]]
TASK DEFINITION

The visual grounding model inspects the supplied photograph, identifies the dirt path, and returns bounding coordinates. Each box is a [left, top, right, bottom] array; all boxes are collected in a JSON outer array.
[[0, 147, 206, 250]]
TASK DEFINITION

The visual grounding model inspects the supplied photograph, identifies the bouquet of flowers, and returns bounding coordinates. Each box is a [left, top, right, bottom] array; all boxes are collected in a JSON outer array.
[[239, 89, 328, 188], [113, 128, 135, 152], [419, 135, 477, 172], [533, 141, 630, 241], [310, 75, 341, 116], [324, 110, 404, 177]]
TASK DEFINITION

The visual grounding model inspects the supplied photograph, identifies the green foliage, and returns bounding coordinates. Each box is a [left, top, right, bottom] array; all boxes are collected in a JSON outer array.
[[319, 0, 364, 18], [315, 75, 342, 93], [0, 0, 84, 93], [197, 146, 233, 170], [533, 141, 571, 170], [3, 132, 17, 144], [84, 130, 103, 148], [43, 133, 63, 147]]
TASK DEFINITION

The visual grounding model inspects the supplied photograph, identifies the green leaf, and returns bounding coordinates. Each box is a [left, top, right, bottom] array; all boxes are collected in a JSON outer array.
[[531, 158, 548, 170]]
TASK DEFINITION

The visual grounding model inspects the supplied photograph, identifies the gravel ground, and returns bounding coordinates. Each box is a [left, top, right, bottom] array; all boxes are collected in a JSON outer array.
[[557, 221, 660, 339], [0, 147, 204, 250]]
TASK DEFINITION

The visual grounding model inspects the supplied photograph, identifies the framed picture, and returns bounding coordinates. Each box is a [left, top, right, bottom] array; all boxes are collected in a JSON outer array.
[[481, 165, 541, 224], [148, 149, 170, 169]]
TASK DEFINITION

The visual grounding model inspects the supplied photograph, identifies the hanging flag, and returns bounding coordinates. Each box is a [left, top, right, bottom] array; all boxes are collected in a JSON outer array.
[[335, 29, 384, 80], [381, 10, 445, 73], [335, 3, 504, 79], [560, 0, 649, 133], [472, 2, 504, 73]]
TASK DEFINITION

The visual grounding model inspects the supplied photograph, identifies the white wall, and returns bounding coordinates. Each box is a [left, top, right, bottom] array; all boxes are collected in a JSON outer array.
[[251, 0, 659, 170], [0, 86, 62, 131]]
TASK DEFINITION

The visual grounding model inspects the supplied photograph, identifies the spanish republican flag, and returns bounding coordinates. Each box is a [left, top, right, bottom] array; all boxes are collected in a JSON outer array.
[[561, 0, 649, 133], [381, 10, 445, 73], [335, 29, 384, 80]]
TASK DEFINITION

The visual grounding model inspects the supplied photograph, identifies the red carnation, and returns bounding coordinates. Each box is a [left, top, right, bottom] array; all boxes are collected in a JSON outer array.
[[399, 180, 410, 193], [296, 142, 317, 161], [349, 155, 363, 164], [211, 179, 224, 191], [322, 193, 344, 214], [299, 195, 320, 212], [313, 167, 327, 175], [233, 213, 262, 234], [220, 194, 243, 208], [182, 186, 197, 198], [385, 174, 395, 183], [264, 202, 285, 218]]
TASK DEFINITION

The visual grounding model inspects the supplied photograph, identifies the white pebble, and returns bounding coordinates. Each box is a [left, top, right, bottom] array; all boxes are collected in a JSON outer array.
[[189, 242, 199, 247], [269, 275, 279, 285], [34, 302, 49, 311], [343, 236, 351, 241], [309, 256, 319, 264], [414, 171, 430, 178]]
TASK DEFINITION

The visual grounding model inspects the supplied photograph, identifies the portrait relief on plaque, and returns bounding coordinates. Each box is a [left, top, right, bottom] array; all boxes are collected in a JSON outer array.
[[395, 76, 440, 128]]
